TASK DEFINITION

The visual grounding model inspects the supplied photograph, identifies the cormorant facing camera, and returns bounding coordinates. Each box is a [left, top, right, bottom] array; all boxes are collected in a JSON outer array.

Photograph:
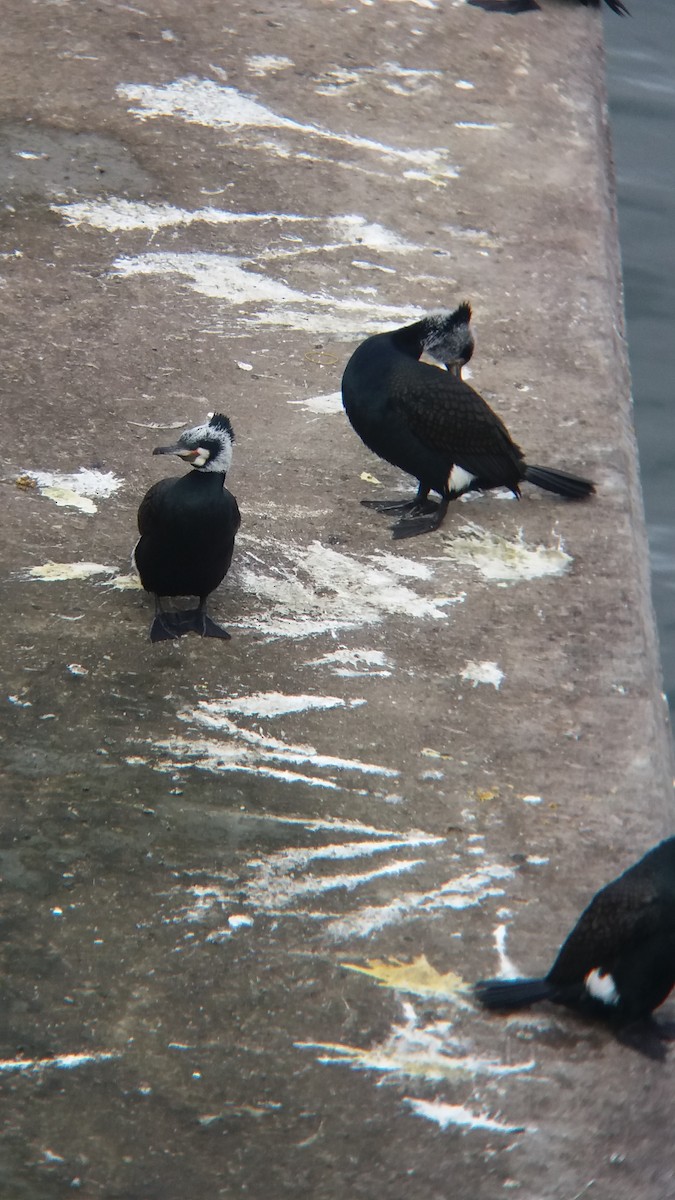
[[341, 302, 594, 540], [134, 413, 241, 642], [476, 838, 675, 1046]]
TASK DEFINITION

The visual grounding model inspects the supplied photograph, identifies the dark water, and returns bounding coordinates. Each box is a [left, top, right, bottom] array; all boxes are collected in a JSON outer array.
[[605, 0, 675, 721]]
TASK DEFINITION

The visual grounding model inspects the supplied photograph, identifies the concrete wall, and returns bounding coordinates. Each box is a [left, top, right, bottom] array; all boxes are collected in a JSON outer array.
[[1, 0, 673, 1196]]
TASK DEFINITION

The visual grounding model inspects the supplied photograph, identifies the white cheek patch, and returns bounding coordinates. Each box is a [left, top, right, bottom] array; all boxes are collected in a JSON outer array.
[[584, 967, 620, 1006], [193, 447, 210, 467], [448, 464, 477, 496]]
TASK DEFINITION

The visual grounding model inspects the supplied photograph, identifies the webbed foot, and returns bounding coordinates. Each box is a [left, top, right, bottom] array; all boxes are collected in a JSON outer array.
[[150, 613, 183, 642], [200, 615, 232, 640], [391, 503, 449, 540], [361, 497, 437, 516], [179, 608, 232, 640]]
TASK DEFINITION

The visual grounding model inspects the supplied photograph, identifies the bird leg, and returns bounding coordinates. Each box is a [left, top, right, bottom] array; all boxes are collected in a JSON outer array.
[[149, 598, 183, 642], [361, 484, 437, 517], [391, 496, 451, 540], [615, 1018, 671, 1061], [149, 598, 231, 641], [186, 600, 232, 640], [199, 615, 232, 640]]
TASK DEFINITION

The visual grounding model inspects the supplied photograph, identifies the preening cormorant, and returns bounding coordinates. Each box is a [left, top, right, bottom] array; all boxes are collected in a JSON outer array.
[[476, 839, 675, 1041], [134, 413, 241, 642], [341, 303, 595, 540]]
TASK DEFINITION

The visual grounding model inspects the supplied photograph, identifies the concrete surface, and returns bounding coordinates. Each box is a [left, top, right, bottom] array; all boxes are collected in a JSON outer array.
[[1, 0, 674, 1197]]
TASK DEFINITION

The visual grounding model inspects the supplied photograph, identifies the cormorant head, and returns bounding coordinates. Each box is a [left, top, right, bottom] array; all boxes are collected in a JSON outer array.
[[153, 413, 235, 473], [421, 301, 474, 377]]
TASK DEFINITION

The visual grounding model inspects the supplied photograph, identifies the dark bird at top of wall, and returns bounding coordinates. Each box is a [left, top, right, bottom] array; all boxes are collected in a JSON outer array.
[[134, 413, 241, 642], [341, 302, 595, 540], [468, 0, 629, 15], [476, 838, 675, 1052]]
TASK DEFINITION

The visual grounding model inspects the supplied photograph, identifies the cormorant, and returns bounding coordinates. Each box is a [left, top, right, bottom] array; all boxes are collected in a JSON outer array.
[[476, 838, 675, 1038], [134, 413, 241, 642], [468, 0, 628, 15], [580, 0, 629, 10], [341, 302, 595, 540]]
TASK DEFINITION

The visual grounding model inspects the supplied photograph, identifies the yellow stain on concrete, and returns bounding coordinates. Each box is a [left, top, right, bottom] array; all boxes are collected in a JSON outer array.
[[342, 955, 472, 1005], [23, 562, 115, 582], [40, 486, 97, 514], [443, 522, 572, 582], [475, 787, 500, 802], [298, 1004, 536, 1084], [106, 573, 143, 591], [300, 1037, 458, 1081]]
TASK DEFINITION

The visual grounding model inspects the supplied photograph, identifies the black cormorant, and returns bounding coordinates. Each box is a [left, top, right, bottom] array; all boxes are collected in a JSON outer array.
[[341, 302, 595, 540], [468, 0, 628, 15], [134, 413, 241, 642], [476, 839, 675, 1040]]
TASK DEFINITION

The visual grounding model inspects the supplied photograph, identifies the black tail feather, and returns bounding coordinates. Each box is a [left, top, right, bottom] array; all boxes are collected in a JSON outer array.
[[523, 464, 595, 499], [583, 0, 629, 14], [468, 0, 540, 10], [475, 977, 553, 1010]]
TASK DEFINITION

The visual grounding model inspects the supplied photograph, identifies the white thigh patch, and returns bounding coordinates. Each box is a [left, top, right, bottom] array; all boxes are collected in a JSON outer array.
[[448, 463, 477, 496], [584, 967, 620, 1006]]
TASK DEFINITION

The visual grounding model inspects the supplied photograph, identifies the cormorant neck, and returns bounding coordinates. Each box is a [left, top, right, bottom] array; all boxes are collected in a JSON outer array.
[[390, 319, 427, 360], [188, 468, 226, 486]]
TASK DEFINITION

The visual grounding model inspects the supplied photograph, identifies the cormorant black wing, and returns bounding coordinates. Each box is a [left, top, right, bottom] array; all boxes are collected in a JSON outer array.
[[137, 478, 175, 536], [548, 874, 667, 985], [393, 365, 524, 480]]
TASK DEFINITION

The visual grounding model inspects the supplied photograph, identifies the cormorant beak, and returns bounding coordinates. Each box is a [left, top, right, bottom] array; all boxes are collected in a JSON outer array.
[[152, 443, 199, 460]]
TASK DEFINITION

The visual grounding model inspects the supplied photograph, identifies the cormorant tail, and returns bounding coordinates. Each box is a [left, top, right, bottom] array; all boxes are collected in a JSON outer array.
[[475, 977, 553, 1010], [523, 465, 595, 499], [584, 0, 629, 14], [467, 0, 540, 11]]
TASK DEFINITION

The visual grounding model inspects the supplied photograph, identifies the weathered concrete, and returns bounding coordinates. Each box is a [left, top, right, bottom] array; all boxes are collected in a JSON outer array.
[[1, 1, 673, 1197]]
